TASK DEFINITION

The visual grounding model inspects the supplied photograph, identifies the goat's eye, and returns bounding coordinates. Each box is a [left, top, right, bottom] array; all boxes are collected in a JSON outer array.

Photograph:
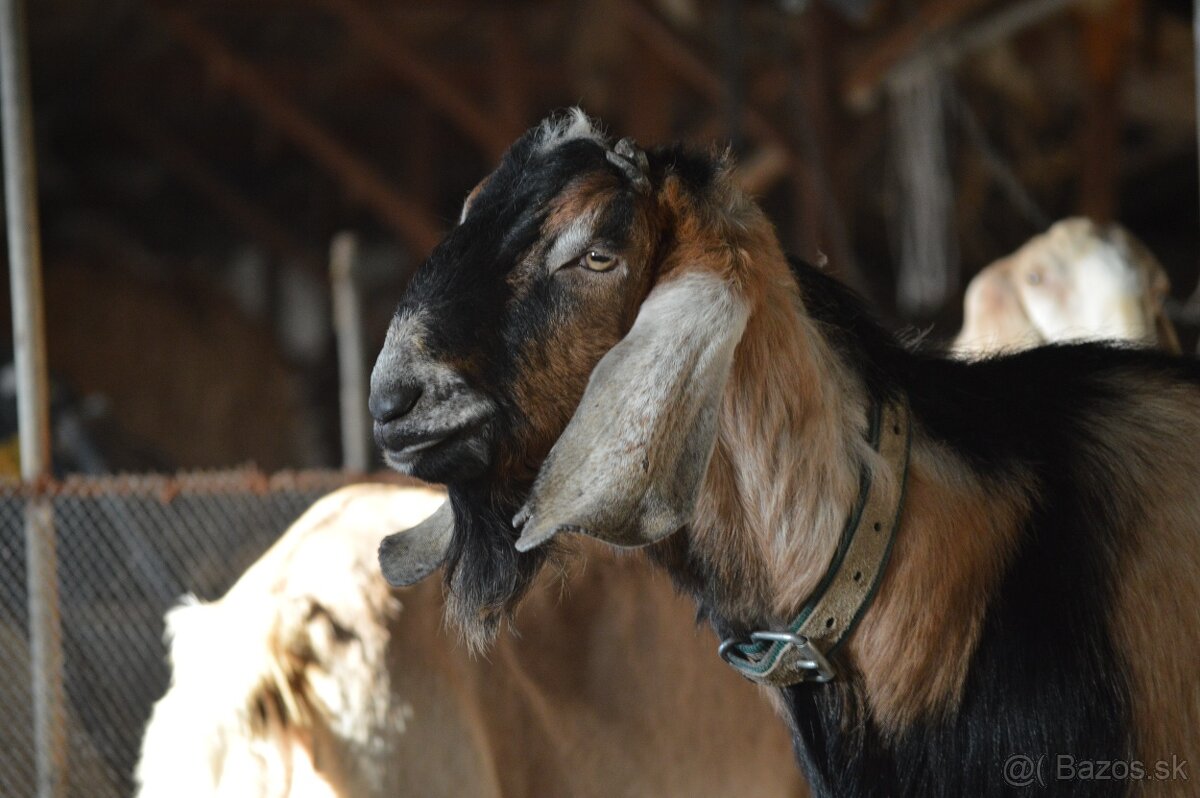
[[582, 251, 617, 272]]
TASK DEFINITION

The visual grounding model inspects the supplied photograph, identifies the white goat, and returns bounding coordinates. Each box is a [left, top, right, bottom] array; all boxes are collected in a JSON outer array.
[[135, 483, 805, 798], [954, 217, 1180, 355]]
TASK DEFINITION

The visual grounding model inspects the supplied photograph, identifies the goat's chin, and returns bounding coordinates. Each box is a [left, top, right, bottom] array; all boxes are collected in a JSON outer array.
[[388, 435, 493, 484], [442, 482, 552, 652]]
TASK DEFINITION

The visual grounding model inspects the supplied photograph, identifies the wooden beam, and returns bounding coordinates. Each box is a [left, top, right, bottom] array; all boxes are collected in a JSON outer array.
[[614, 0, 790, 153], [148, 4, 443, 254], [120, 115, 319, 266], [311, 0, 516, 160], [847, 0, 1084, 112], [842, 0, 994, 110]]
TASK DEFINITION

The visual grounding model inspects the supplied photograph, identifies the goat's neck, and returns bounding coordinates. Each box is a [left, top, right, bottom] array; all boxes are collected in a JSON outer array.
[[686, 259, 1030, 735], [690, 271, 871, 630]]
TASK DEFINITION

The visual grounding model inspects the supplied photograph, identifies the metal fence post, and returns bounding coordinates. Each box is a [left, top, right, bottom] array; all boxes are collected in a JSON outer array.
[[330, 232, 371, 472], [1, 0, 66, 795]]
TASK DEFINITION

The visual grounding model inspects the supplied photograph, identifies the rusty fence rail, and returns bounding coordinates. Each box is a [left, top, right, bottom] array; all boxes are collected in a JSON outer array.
[[0, 468, 399, 798]]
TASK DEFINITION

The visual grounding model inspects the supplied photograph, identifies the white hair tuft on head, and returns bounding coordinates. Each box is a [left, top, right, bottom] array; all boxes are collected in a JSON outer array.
[[533, 108, 606, 153]]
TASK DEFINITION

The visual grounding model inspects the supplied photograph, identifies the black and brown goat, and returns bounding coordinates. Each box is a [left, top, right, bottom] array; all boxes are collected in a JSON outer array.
[[370, 111, 1200, 797]]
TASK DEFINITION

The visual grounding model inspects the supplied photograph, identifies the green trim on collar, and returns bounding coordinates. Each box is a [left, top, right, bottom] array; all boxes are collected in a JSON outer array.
[[719, 395, 913, 687]]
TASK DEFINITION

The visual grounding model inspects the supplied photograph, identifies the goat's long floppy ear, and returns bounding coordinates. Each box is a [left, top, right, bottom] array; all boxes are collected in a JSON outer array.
[[954, 258, 1039, 354], [514, 271, 749, 551], [378, 501, 453, 586]]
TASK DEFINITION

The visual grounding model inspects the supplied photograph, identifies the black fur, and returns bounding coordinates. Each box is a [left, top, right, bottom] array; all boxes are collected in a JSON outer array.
[[396, 117, 639, 642], [441, 479, 556, 644], [754, 259, 1200, 797]]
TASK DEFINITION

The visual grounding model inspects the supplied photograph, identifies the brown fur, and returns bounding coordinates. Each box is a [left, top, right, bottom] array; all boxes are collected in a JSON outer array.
[[506, 175, 656, 476], [647, 168, 1200, 779], [460, 176, 490, 222], [548, 157, 1199, 751], [848, 439, 1032, 732], [652, 163, 868, 634], [1085, 386, 1200, 794], [632, 164, 1011, 733]]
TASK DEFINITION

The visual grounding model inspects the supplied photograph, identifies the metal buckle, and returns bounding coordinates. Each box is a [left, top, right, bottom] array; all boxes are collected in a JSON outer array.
[[718, 630, 836, 683], [751, 631, 836, 682], [717, 634, 753, 666]]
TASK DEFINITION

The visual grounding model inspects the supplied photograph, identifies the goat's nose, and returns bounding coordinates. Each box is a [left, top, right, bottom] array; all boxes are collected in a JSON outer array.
[[369, 382, 423, 424]]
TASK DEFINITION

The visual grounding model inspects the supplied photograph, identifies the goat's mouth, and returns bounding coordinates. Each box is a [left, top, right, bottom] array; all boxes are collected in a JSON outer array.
[[378, 416, 493, 482]]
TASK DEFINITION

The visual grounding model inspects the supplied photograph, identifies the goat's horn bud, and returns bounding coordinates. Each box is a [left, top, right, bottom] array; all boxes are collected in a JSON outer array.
[[607, 138, 650, 193]]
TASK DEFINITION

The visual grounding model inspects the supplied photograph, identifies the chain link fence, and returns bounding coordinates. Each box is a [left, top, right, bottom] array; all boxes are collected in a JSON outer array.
[[0, 469, 388, 798]]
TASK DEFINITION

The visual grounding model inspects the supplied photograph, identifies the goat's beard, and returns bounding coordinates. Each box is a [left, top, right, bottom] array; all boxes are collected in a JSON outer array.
[[442, 481, 554, 652]]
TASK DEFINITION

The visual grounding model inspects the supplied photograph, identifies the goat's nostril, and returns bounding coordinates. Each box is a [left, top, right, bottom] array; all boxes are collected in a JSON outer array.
[[369, 383, 423, 424]]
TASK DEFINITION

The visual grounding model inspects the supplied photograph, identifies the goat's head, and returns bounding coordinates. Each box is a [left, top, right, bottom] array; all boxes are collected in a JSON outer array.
[[955, 217, 1181, 355], [372, 110, 770, 644]]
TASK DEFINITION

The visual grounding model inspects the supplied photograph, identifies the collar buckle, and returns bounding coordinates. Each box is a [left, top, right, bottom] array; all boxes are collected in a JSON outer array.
[[715, 395, 912, 688], [718, 630, 837, 683]]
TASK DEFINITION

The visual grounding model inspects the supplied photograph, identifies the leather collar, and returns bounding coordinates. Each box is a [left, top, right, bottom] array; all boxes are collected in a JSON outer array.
[[719, 395, 912, 687]]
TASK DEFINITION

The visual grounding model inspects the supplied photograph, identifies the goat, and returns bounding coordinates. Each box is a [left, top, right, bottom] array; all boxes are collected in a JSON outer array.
[[955, 217, 1180, 355], [369, 111, 1200, 797], [135, 482, 804, 798]]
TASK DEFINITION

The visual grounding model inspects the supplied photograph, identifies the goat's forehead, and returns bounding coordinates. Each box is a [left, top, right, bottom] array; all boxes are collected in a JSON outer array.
[[479, 137, 611, 212]]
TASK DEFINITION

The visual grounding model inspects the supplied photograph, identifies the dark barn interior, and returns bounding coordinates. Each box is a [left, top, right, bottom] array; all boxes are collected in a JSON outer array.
[[6, 0, 1198, 473], [2, 2, 1200, 797]]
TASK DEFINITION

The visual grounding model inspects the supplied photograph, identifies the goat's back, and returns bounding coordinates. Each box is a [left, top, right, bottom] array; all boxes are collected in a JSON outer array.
[[137, 483, 805, 798]]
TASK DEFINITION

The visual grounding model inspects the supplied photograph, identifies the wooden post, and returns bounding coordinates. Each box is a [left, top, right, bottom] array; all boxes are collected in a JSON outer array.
[[330, 233, 371, 472], [0, 0, 65, 795], [1079, 0, 1140, 223]]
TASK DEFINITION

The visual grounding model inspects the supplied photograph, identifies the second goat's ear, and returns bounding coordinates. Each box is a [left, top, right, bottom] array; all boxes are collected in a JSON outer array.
[[514, 271, 748, 551], [379, 501, 453, 587]]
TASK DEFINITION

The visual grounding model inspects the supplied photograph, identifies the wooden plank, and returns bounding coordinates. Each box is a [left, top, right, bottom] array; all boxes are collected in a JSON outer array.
[[149, 4, 443, 254]]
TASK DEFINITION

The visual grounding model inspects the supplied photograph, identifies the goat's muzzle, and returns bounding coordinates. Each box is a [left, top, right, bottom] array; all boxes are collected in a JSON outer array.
[[370, 319, 495, 481]]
